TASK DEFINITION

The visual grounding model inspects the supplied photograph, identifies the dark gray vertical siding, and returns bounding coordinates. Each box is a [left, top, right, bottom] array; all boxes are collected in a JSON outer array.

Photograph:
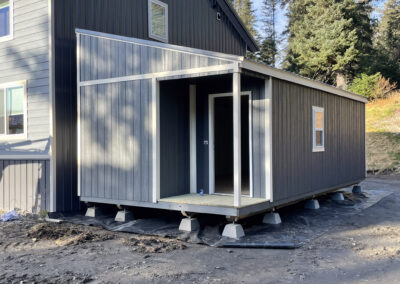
[[272, 79, 365, 204], [0, 160, 50, 213], [159, 81, 190, 198]]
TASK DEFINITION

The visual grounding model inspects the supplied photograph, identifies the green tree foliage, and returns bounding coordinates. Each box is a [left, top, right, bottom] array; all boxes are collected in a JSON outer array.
[[373, 0, 400, 84], [283, 0, 375, 85], [348, 72, 397, 100], [229, 0, 258, 38], [258, 0, 278, 66]]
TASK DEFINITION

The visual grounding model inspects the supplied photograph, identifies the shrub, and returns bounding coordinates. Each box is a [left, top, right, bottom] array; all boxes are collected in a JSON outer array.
[[348, 73, 397, 101]]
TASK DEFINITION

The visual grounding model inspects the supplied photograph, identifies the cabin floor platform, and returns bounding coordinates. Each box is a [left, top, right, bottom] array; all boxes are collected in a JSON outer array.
[[159, 194, 266, 208], [157, 194, 270, 217]]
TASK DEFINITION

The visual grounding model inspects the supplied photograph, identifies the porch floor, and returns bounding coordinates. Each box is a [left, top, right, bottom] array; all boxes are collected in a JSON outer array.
[[159, 194, 267, 208]]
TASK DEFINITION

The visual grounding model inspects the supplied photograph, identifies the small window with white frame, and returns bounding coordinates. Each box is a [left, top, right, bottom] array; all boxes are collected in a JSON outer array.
[[0, 0, 13, 41], [0, 81, 27, 138], [148, 0, 168, 42], [312, 106, 324, 152]]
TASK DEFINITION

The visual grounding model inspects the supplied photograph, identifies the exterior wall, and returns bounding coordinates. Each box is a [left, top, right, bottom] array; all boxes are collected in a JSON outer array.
[[54, 0, 247, 211], [0, 159, 50, 213], [0, 1, 51, 213], [159, 80, 190, 198], [77, 31, 238, 205], [0, 0, 50, 154], [271, 78, 366, 205]]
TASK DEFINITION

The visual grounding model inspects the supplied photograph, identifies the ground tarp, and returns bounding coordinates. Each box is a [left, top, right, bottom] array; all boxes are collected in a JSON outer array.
[[50, 188, 392, 248]]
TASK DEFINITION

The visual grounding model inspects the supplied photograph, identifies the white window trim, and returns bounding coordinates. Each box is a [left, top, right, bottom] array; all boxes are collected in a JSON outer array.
[[0, 80, 28, 141], [148, 0, 168, 43], [0, 0, 14, 43], [312, 106, 325, 152]]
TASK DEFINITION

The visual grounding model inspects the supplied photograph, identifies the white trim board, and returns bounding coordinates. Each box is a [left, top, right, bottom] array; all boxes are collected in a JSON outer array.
[[208, 91, 253, 198], [78, 64, 237, 87], [241, 60, 368, 104], [264, 79, 273, 202], [189, 85, 197, 194]]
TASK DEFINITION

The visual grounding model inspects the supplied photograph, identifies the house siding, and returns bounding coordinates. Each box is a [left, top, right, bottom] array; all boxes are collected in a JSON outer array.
[[55, 0, 247, 211], [271, 78, 366, 204], [77, 31, 238, 205], [0, 159, 50, 213], [0, 0, 50, 154], [0, 0, 51, 214]]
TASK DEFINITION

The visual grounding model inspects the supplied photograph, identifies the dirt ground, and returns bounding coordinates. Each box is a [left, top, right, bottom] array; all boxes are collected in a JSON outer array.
[[1, 176, 399, 284]]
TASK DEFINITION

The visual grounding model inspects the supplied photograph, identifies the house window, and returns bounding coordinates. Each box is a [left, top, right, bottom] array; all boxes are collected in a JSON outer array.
[[312, 106, 324, 152], [148, 0, 168, 42], [0, 0, 13, 41], [0, 82, 26, 138]]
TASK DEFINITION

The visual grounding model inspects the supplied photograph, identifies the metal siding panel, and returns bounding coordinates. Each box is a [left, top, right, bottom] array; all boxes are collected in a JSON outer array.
[[271, 79, 365, 204]]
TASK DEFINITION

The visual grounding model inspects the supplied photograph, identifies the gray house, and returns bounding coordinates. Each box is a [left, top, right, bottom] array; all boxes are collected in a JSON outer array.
[[0, 0, 366, 235]]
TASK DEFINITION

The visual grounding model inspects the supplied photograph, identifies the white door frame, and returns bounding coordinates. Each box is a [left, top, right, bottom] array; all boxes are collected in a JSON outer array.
[[208, 91, 253, 197]]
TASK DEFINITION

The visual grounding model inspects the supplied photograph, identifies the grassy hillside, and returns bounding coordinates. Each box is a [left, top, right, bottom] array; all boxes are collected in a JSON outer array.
[[366, 93, 400, 174]]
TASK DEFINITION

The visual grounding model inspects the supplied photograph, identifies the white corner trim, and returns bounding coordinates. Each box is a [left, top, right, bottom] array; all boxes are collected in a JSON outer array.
[[241, 60, 368, 104], [264, 78, 273, 202], [48, 0, 57, 212], [233, 72, 241, 208], [152, 78, 161, 203], [189, 84, 197, 194], [148, 0, 168, 43], [77, 32, 81, 197]]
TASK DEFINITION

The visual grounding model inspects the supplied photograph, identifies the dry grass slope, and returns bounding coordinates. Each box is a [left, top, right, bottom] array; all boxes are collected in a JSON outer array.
[[366, 92, 400, 174]]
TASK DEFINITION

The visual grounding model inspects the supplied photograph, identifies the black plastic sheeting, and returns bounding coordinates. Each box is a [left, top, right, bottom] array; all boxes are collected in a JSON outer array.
[[50, 189, 392, 249]]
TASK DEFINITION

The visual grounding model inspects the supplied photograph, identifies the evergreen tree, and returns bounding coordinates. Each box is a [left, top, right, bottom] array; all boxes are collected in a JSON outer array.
[[374, 0, 400, 84], [283, 0, 361, 85], [230, 0, 258, 38], [258, 0, 278, 66]]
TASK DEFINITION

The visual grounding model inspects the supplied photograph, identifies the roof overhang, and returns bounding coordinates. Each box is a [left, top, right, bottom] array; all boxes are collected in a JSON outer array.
[[241, 60, 368, 104]]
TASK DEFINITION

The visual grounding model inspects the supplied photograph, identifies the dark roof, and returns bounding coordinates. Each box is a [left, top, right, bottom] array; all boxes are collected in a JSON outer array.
[[216, 0, 259, 52]]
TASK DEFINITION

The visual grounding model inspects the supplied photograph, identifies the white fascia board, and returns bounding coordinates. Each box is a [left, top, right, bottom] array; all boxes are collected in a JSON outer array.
[[240, 60, 368, 104], [75, 29, 244, 63]]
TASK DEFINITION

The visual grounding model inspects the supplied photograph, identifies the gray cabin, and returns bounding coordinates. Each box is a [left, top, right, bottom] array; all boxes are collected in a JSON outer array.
[[0, 0, 366, 226]]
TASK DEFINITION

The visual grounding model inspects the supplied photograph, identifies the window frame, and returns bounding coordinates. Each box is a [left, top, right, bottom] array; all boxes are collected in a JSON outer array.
[[148, 0, 168, 43], [312, 106, 325, 152], [0, 80, 27, 140], [0, 0, 14, 42]]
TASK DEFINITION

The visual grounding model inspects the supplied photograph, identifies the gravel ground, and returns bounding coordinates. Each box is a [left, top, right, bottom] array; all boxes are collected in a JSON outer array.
[[0, 175, 399, 284]]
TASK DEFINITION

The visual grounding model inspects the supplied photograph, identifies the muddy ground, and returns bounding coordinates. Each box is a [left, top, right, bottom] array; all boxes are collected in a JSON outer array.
[[0, 176, 400, 284]]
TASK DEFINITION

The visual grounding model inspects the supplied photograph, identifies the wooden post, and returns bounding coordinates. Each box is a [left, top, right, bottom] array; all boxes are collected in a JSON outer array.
[[233, 72, 241, 207]]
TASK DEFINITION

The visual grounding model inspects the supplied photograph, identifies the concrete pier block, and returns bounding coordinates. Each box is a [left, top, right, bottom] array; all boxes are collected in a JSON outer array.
[[304, 199, 320, 210], [179, 218, 200, 232], [352, 185, 362, 194], [222, 223, 245, 240], [85, 206, 100, 218], [115, 209, 135, 222], [331, 192, 345, 201], [263, 212, 282, 225]]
